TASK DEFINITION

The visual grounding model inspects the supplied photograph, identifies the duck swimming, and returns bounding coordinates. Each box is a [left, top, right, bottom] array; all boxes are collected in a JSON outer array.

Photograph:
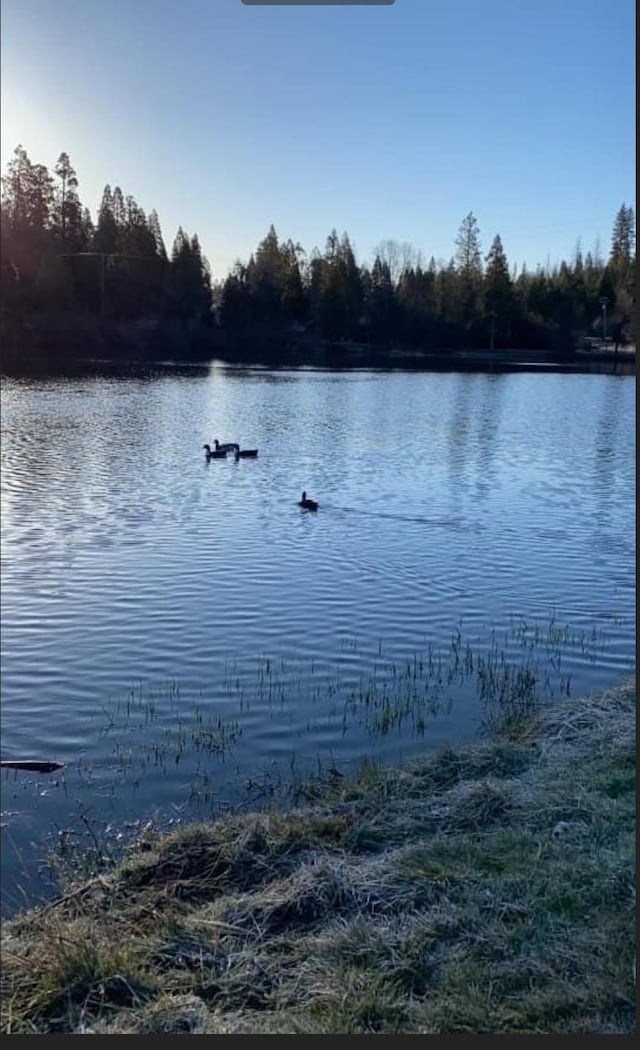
[[235, 448, 258, 459], [298, 491, 318, 511], [214, 439, 240, 453], [203, 443, 227, 459]]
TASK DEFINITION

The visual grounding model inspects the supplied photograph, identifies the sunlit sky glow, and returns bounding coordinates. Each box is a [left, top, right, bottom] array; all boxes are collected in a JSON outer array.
[[1, 0, 635, 278]]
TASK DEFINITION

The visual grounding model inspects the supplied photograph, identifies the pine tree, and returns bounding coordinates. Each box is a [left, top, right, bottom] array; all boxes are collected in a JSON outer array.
[[147, 209, 167, 260], [111, 186, 126, 230], [484, 234, 515, 326], [397, 264, 436, 347], [1, 145, 54, 235], [169, 228, 212, 319], [190, 234, 212, 315], [455, 212, 482, 323], [455, 212, 482, 277], [120, 195, 156, 257], [338, 232, 363, 335], [318, 230, 346, 338], [80, 207, 94, 245], [365, 254, 397, 343], [221, 263, 251, 328], [249, 225, 286, 319], [304, 250, 325, 323], [317, 230, 363, 339], [610, 204, 635, 264], [1, 145, 54, 300], [280, 239, 307, 322], [93, 185, 118, 253], [53, 152, 79, 243]]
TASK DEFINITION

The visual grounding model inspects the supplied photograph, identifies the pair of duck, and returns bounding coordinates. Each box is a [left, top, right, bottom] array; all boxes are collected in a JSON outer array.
[[203, 441, 258, 460]]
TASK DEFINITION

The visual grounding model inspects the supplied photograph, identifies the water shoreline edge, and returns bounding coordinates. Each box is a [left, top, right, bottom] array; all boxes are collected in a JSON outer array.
[[1, 672, 635, 1034]]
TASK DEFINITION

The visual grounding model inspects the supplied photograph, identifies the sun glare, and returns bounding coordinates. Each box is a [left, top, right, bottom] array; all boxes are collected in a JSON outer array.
[[0, 87, 53, 170]]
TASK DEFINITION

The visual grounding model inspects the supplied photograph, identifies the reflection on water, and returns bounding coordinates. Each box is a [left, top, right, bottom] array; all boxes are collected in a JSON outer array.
[[0, 364, 635, 911], [444, 373, 508, 504], [475, 374, 505, 487], [448, 371, 474, 472], [592, 376, 629, 526]]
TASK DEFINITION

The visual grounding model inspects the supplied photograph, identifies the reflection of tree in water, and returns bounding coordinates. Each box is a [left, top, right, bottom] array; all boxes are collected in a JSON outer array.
[[1, 373, 177, 553], [445, 373, 506, 507], [592, 377, 626, 527], [0, 398, 85, 546], [446, 372, 477, 482], [474, 373, 506, 497]]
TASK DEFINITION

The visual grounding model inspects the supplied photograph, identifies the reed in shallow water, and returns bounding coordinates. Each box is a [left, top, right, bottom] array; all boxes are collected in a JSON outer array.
[[1, 675, 634, 1035]]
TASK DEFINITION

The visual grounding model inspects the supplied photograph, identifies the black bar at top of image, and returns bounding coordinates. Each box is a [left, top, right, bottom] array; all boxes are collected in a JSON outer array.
[[242, 2, 395, 6]]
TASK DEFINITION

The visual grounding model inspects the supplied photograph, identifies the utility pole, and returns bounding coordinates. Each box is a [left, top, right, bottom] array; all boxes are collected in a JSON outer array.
[[100, 253, 106, 319]]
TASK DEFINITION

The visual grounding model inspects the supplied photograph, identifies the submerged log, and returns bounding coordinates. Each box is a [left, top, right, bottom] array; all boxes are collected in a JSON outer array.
[[0, 760, 65, 773]]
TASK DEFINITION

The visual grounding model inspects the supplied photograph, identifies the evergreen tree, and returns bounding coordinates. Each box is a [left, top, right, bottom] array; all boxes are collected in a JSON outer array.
[[610, 203, 635, 265], [455, 212, 482, 276], [437, 259, 462, 326], [169, 228, 212, 319], [609, 204, 635, 301], [280, 239, 307, 322], [317, 230, 345, 337], [1, 145, 54, 236], [191, 233, 212, 315], [221, 261, 252, 328], [111, 186, 126, 231], [455, 212, 482, 322], [397, 265, 436, 348], [120, 195, 156, 257], [317, 230, 363, 339], [147, 209, 167, 260], [92, 185, 118, 253], [80, 207, 94, 245], [304, 249, 325, 323], [484, 234, 515, 329], [365, 254, 397, 343], [249, 224, 286, 319], [1, 145, 54, 310], [337, 232, 363, 335], [53, 152, 80, 244]]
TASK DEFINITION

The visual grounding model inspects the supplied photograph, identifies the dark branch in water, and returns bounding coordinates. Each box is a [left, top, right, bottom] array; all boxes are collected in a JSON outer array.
[[0, 760, 65, 773]]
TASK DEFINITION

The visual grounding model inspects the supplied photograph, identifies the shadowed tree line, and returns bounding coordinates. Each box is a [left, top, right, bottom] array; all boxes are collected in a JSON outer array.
[[221, 212, 635, 357], [1, 146, 212, 326], [1, 145, 635, 364]]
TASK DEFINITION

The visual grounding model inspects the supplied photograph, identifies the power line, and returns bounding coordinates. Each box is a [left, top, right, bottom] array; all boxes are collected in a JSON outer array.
[[58, 251, 167, 260], [57, 251, 167, 317]]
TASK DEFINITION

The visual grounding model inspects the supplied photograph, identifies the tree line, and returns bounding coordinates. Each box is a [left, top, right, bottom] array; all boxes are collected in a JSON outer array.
[[221, 211, 635, 354], [1, 146, 212, 324], [1, 144, 635, 357]]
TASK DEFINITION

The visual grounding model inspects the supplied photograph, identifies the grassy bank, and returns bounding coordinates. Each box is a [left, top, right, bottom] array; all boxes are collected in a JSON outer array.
[[1, 676, 635, 1034]]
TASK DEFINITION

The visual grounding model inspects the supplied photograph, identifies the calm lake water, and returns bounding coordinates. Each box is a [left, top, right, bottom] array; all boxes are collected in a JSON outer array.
[[0, 363, 635, 911]]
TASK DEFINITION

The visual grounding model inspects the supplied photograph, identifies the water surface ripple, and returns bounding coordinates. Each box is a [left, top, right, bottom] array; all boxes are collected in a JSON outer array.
[[0, 365, 635, 909]]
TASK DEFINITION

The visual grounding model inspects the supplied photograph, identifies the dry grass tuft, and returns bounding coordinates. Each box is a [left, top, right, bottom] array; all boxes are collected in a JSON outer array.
[[1, 675, 635, 1034]]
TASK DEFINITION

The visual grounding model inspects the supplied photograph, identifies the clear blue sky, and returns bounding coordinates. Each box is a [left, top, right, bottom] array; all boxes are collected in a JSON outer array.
[[1, 0, 635, 278]]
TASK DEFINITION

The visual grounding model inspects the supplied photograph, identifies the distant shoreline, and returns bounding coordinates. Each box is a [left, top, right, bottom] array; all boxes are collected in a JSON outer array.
[[0, 315, 634, 377]]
